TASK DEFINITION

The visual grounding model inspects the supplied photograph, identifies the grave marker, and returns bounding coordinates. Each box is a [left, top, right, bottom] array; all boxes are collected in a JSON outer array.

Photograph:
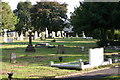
[[34, 31, 38, 39], [82, 31, 86, 39], [52, 31, 55, 38], [89, 48, 104, 66], [25, 30, 35, 52], [45, 28, 49, 38], [19, 32, 24, 41], [8, 38, 13, 43], [10, 53, 16, 63], [58, 45, 64, 54]]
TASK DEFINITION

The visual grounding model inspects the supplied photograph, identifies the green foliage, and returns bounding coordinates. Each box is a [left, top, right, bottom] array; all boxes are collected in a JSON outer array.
[[14, 1, 32, 32], [1, 2, 18, 31], [71, 2, 120, 41], [31, 1, 68, 32]]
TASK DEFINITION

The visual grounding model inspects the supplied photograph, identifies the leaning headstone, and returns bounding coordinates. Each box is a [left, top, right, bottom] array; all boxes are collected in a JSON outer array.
[[10, 53, 16, 63], [3, 29, 8, 43], [19, 32, 24, 41], [45, 28, 49, 38], [57, 45, 64, 54], [34, 31, 38, 39]]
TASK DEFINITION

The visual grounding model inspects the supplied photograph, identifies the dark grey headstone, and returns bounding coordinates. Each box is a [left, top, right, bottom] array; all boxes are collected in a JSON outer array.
[[57, 45, 64, 54]]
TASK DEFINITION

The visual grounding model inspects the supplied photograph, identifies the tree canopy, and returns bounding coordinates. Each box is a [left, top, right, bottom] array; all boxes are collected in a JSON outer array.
[[1, 2, 18, 31], [71, 2, 120, 41], [14, 1, 32, 32], [31, 1, 68, 32]]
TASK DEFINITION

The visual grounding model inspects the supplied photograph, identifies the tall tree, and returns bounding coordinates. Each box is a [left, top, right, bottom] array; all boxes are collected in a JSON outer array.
[[31, 1, 68, 32], [14, 1, 32, 32], [71, 2, 120, 41], [1, 2, 18, 31]]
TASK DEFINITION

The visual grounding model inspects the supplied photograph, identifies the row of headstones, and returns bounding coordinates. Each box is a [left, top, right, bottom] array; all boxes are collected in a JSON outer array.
[[3, 29, 67, 43]]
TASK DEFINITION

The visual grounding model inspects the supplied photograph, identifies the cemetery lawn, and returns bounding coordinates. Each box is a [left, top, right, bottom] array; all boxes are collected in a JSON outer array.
[[1, 37, 120, 79]]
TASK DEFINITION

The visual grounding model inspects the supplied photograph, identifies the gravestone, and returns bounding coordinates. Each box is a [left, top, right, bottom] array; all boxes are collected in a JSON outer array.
[[89, 48, 104, 66], [64, 33, 66, 37], [52, 31, 55, 38], [61, 31, 64, 37], [10, 53, 16, 63], [41, 32, 45, 40], [57, 31, 61, 37], [39, 33, 42, 37], [45, 28, 49, 38], [34, 31, 38, 39], [19, 32, 24, 41], [8, 38, 13, 43], [76, 33, 78, 37], [25, 31, 29, 39], [13, 32, 16, 37], [25, 30, 35, 52], [3, 29, 8, 43], [57, 45, 64, 54], [15, 32, 19, 40], [82, 31, 86, 39], [81, 47, 85, 52]]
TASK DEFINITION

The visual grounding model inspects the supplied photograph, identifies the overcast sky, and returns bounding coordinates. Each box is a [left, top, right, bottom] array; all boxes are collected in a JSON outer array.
[[3, 0, 84, 18]]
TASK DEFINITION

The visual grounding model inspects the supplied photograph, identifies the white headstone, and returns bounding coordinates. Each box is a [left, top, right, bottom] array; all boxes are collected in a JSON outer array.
[[82, 31, 86, 39], [3, 29, 7, 43], [89, 48, 104, 66], [45, 28, 48, 38], [61, 31, 64, 37], [57, 31, 61, 37], [52, 31, 55, 38], [76, 33, 78, 37], [13, 32, 16, 37], [39, 33, 42, 37], [19, 32, 24, 41], [15, 32, 19, 40], [34, 31, 38, 39]]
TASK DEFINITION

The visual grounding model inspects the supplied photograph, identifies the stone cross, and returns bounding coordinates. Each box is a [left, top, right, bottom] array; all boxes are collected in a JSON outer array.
[[28, 31, 33, 45], [25, 30, 35, 52]]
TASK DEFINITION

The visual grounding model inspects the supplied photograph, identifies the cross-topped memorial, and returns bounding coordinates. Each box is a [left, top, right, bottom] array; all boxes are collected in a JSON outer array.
[[25, 30, 35, 52]]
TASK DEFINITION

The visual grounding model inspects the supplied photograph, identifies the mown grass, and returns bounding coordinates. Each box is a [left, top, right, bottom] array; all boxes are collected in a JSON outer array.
[[1, 37, 120, 79]]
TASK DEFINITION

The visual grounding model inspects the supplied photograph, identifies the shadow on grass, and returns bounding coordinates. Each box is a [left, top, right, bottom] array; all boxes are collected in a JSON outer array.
[[2, 74, 119, 80]]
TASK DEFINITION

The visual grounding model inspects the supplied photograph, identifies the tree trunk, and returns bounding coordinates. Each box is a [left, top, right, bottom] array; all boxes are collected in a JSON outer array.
[[111, 29, 114, 40], [100, 28, 107, 41]]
